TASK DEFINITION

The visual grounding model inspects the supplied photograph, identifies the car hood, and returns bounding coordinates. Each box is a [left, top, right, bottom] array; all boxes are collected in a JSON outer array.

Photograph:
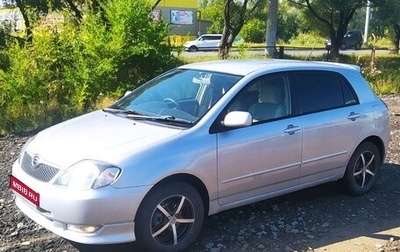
[[27, 110, 182, 169]]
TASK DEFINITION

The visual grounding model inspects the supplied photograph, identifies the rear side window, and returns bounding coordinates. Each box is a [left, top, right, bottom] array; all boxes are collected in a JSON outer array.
[[202, 35, 221, 41], [292, 71, 359, 115]]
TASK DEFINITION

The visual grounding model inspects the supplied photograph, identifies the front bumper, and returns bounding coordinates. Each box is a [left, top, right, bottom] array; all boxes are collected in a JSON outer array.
[[11, 161, 151, 244]]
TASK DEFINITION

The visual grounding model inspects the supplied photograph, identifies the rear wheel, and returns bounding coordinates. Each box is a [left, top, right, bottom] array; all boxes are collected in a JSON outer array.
[[355, 43, 361, 50], [343, 142, 381, 196], [135, 183, 204, 252]]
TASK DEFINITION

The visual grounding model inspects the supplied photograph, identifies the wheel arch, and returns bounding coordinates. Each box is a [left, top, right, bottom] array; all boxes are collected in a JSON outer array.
[[359, 136, 386, 164], [189, 45, 198, 52], [145, 173, 210, 217]]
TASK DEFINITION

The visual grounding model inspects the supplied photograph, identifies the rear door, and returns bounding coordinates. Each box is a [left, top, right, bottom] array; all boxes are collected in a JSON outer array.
[[199, 35, 221, 50], [291, 71, 364, 185]]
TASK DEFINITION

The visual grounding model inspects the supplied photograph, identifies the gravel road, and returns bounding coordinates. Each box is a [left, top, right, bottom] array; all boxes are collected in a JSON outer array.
[[1, 95, 399, 252]]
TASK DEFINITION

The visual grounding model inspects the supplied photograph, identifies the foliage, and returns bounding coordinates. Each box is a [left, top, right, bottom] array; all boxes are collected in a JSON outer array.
[[366, 36, 393, 49], [240, 18, 265, 43], [362, 55, 400, 94], [288, 32, 325, 48], [6, 0, 63, 39], [199, 0, 225, 33], [277, 0, 309, 42], [372, 0, 400, 52], [0, 0, 181, 134], [236, 42, 247, 59]]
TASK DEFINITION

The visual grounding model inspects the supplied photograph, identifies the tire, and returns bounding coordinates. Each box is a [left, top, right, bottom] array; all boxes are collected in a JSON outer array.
[[355, 43, 361, 50], [135, 183, 204, 252], [343, 142, 381, 196], [189, 46, 197, 52]]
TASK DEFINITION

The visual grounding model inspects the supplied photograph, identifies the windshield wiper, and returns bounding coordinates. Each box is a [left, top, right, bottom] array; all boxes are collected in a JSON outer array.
[[103, 107, 193, 125], [126, 114, 193, 125], [102, 107, 141, 115]]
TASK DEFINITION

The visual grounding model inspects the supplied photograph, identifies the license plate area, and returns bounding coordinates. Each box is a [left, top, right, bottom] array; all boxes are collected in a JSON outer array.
[[10, 176, 40, 207]]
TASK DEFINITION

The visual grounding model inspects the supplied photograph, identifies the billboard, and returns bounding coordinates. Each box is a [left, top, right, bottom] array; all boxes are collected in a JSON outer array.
[[170, 10, 193, 25]]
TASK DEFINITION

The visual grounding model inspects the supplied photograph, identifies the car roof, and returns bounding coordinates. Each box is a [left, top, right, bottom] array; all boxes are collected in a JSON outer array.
[[200, 34, 222, 36], [180, 59, 360, 76]]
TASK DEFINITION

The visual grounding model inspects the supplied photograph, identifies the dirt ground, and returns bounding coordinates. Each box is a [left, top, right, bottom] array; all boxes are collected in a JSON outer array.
[[1, 95, 400, 252]]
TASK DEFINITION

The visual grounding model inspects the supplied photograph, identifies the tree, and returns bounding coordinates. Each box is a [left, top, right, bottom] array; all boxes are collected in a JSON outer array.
[[219, 0, 248, 59], [200, 0, 268, 56], [289, 0, 369, 58], [373, 0, 400, 53]]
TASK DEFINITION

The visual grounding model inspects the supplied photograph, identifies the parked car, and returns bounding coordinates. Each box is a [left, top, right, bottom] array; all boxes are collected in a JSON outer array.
[[10, 59, 390, 252], [325, 30, 363, 50], [183, 34, 222, 52]]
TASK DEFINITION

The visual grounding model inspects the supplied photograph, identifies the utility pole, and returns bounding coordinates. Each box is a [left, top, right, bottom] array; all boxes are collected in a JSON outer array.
[[363, 0, 371, 44], [152, 0, 162, 10], [266, 0, 278, 56]]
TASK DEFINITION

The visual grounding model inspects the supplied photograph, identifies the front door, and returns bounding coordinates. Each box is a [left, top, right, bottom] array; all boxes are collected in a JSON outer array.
[[215, 73, 302, 208]]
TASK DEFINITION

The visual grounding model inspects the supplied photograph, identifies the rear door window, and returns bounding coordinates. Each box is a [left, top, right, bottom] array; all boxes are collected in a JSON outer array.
[[291, 71, 359, 115]]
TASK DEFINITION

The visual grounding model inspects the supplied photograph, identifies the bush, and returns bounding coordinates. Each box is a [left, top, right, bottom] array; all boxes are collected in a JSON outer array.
[[288, 32, 325, 48], [0, 0, 181, 134], [366, 36, 393, 49], [240, 19, 265, 43]]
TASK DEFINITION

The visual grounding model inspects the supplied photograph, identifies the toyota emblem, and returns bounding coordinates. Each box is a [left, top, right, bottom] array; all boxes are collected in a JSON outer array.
[[31, 155, 40, 168]]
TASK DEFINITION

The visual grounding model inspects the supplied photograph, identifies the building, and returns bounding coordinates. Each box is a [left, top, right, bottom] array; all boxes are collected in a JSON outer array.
[[151, 0, 203, 37]]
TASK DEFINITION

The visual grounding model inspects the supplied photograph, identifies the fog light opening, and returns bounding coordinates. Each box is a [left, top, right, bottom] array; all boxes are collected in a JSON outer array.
[[66, 224, 102, 233]]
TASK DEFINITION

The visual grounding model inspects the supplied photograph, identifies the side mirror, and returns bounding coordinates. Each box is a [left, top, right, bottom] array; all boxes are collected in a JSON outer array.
[[223, 111, 252, 128]]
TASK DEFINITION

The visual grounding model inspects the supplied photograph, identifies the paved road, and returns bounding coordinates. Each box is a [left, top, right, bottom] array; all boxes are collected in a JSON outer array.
[[180, 48, 390, 58]]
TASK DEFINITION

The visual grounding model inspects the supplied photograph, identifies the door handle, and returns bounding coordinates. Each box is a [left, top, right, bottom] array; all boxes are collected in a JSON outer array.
[[284, 124, 301, 135], [347, 112, 360, 121]]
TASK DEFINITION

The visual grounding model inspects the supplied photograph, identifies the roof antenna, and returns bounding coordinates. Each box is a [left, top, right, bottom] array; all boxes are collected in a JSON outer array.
[[306, 42, 317, 61]]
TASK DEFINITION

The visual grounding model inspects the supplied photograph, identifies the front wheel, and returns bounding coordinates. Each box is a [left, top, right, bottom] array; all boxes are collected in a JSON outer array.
[[189, 46, 197, 52], [135, 183, 204, 252], [343, 142, 381, 196]]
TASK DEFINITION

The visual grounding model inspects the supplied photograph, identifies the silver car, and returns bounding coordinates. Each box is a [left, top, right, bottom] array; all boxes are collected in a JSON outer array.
[[10, 59, 390, 252]]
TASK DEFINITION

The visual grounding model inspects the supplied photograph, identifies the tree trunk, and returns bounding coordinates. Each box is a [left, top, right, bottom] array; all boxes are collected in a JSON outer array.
[[15, 0, 32, 42], [219, 0, 248, 59], [266, 0, 278, 57], [63, 0, 83, 20], [393, 23, 400, 54], [219, 26, 230, 59]]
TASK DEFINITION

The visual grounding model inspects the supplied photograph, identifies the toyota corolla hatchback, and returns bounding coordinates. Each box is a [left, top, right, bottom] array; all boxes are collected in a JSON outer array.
[[10, 59, 390, 251]]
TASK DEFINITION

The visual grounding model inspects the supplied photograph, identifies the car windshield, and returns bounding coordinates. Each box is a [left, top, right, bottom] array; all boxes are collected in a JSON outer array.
[[107, 68, 242, 126]]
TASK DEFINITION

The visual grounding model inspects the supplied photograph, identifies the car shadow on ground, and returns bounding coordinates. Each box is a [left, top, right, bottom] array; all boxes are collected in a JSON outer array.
[[69, 163, 400, 252]]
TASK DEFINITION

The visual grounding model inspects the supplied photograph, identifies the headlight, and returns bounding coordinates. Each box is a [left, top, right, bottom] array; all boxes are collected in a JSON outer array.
[[54, 160, 121, 190]]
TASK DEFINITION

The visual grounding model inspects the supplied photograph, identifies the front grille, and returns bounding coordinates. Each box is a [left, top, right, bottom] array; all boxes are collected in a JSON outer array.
[[21, 152, 60, 182]]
